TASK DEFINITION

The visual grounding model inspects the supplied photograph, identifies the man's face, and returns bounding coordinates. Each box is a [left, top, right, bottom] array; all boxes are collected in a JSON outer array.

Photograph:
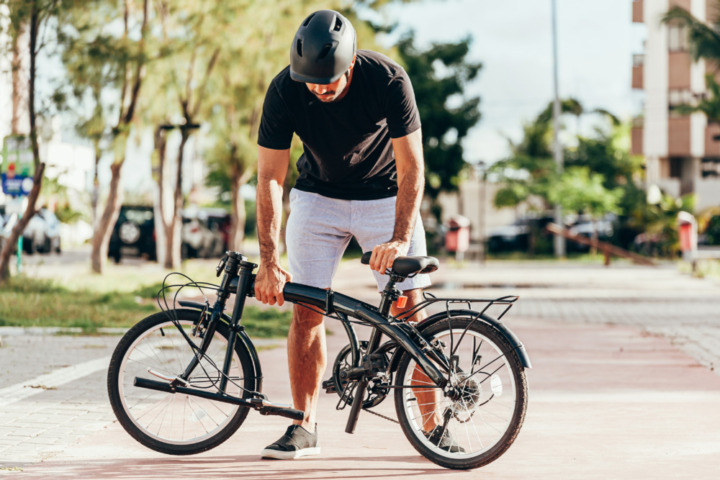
[[305, 74, 348, 103]]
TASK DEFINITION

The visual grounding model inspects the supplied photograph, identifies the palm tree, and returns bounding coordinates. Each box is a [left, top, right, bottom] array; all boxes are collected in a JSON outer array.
[[663, 5, 720, 124], [662, 4, 720, 66]]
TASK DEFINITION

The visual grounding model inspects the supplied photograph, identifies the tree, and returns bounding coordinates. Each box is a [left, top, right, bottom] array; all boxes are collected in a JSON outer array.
[[491, 100, 647, 254], [0, 0, 59, 282], [549, 167, 623, 253], [395, 33, 482, 205], [663, 3, 720, 66], [143, 0, 224, 268], [59, 0, 153, 274]]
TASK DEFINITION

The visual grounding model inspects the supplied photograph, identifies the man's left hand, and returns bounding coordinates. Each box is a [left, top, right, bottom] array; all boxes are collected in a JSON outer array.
[[370, 240, 409, 273]]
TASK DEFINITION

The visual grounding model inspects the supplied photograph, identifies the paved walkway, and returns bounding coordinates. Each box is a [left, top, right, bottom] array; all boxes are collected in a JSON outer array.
[[1, 258, 719, 478]]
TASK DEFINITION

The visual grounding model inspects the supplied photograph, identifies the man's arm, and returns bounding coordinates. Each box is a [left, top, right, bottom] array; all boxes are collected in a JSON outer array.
[[370, 128, 425, 273], [255, 145, 292, 305]]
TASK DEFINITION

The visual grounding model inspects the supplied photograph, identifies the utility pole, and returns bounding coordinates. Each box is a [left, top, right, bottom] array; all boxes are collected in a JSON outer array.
[[551, 0, 565, 258]]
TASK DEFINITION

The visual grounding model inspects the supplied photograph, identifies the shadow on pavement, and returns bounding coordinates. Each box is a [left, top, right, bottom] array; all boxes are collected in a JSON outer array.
[[19, 455, 451, 479]]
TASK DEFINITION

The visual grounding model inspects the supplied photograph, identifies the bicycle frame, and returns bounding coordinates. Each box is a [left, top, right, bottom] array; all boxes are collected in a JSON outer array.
[[133, 251, 526, 432]]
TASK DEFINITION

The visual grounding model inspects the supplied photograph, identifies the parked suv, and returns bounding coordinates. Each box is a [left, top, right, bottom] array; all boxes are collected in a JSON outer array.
[[109, 205, 231, 263], [108, 205, 156, 263]]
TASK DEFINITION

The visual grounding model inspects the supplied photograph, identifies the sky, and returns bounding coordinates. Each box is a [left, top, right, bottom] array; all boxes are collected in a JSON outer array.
[[119, 0, 646, 192], [380, 0, 645, 166], [0, 0, 645, 194]]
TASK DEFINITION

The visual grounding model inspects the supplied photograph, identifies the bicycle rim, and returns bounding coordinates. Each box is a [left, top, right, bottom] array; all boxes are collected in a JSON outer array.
[[394, 317, 527, 469], [112, 315, 250, 451]]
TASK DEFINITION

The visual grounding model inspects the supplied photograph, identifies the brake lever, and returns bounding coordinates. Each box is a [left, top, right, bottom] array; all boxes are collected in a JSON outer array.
[[215, 254, 228, 277]]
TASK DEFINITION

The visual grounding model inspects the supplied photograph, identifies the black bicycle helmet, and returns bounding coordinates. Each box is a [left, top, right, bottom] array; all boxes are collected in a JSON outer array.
[[290, 10, 356, 84]]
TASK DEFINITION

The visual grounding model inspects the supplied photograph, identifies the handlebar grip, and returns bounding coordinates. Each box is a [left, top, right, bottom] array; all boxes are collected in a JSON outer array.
[[361, 252, 372, 265]]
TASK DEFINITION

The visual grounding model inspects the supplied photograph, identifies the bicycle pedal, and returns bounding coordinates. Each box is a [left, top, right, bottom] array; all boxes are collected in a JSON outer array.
[[322, 378, 337, 394]]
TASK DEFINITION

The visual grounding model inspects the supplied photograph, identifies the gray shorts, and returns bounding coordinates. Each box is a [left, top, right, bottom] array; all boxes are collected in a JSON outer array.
[[285, 189, 431, 292]]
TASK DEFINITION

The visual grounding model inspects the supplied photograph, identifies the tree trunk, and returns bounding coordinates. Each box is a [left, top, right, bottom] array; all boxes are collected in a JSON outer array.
[[229, 163, 250, 252], [154, 127, 168, 265], [91, 144, 126, 274], [0, 164, 45, 282], [91, 139, 101, 229], [0, 4, 43, 283], [164, 131, 189, 269], [10, 22, 27, 134]]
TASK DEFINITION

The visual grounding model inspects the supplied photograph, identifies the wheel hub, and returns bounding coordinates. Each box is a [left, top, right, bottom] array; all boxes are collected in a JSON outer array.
[[450, 372, 482, 422]]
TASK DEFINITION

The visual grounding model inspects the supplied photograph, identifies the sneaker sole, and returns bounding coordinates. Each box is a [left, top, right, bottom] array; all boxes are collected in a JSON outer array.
[[260, 446, 321, 460]]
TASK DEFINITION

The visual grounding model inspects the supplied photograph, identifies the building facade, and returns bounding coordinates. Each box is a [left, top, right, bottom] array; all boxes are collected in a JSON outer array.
[[632, 0, 720, 210]]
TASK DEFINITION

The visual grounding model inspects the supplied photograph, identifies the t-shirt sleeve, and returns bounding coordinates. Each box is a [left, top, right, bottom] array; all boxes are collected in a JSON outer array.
[[258, 81, 294, 150], [385, 69, 422, 139]]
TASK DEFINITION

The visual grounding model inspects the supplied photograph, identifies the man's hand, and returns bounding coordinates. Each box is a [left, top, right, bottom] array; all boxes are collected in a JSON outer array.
[[370, 240, 410, 274], [254, 262, 292, 306]]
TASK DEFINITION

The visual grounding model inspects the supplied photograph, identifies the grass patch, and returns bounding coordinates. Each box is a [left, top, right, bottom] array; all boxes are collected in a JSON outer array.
[[0, 277, 157, 333], [0, 275, 292, 337], [240, 307, 292, 338]]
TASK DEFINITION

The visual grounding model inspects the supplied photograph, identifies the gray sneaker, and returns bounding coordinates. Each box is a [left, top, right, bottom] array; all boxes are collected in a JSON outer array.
[[426, 426, 465, 453], [261, 424, 320, 460]]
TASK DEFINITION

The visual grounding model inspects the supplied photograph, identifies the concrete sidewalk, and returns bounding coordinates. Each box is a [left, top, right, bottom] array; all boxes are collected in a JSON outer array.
[[3, 259, 720, 479]]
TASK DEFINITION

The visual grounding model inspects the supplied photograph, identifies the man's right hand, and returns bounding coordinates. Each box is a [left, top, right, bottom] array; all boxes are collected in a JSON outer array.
[[254, 262, 292, 306]]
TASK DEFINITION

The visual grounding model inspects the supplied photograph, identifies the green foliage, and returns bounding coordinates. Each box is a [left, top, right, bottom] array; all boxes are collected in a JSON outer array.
[[396, 33, 482, 200], [703, 215, 720, 245], [549, 167, 622, 218], [671, 74, 720, 123], [662, 4, 720, 64]]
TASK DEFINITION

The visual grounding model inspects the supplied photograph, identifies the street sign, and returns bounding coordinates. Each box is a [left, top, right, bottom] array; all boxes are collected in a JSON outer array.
[[1, 135, 35, 197], [1, 173, 34, 196]]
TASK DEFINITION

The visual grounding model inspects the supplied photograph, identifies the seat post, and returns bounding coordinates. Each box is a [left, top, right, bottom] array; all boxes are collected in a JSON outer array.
[[378, 274, 403, 317]]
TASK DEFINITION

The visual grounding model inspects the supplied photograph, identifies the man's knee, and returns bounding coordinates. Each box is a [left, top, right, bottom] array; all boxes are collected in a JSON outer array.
[[292, 305, 325, 330]]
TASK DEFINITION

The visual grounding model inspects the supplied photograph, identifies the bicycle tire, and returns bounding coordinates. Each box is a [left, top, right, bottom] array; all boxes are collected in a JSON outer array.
[[107, 309, 257, 455], [394, 314, 528, 470]]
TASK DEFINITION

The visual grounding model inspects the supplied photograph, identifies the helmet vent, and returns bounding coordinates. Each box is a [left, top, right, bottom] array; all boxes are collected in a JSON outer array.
[[333, 16, 343, 32], [318, 43, 332, 59], [302, 14, 315, 27], [296, 39, 303, 57]]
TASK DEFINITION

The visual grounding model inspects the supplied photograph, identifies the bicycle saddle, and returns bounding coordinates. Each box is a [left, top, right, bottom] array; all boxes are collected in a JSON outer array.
[[361, 253, 439, 276]]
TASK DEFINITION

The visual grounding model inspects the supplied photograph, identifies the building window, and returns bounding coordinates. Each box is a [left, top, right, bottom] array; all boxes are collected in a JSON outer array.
[[669, 157, 684, 178], [701, 157, 720, 177], [668, 24, 688, 52], [668, 89, 694, 112]]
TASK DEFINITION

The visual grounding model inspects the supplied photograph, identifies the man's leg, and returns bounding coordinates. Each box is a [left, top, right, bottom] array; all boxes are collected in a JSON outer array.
[[262, 190, 350, 459], [391, 288, 439, 431], [287, 305, 327, 429]]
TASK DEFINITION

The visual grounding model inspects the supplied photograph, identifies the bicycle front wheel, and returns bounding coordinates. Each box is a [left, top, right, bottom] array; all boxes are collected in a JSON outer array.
[[107, 309, 257, 455], [394, 315, 528, 470]]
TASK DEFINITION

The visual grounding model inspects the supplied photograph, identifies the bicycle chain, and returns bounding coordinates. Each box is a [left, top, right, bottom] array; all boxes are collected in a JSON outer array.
[[363, 407, 399, 424]]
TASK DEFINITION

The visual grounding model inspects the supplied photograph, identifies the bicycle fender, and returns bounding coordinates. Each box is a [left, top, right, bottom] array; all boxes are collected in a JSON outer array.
[[177, 301, 264, 389], [388, 309, 532, 372]]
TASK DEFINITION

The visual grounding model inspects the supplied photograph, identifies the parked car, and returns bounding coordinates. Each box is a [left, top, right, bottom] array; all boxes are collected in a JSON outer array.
[[181, 208, 230, 259], [566, 216, 615, 253], [0, 208, 62, 255], [24, 208, 62, 254], [108, 205, 157, 263], [486, 214, 555, 254]]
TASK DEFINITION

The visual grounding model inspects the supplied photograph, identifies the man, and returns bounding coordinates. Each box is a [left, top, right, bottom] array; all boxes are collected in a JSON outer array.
[[254, 9, 434, 459]]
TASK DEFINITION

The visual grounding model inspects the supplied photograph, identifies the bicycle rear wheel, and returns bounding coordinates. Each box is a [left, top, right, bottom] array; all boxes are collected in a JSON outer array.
[[394, 315, 528, 470], [107, 309, 257, 455]]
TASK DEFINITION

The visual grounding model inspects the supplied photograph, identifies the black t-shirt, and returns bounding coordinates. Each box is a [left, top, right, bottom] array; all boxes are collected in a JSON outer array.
[[258, 50, 421, 200]]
